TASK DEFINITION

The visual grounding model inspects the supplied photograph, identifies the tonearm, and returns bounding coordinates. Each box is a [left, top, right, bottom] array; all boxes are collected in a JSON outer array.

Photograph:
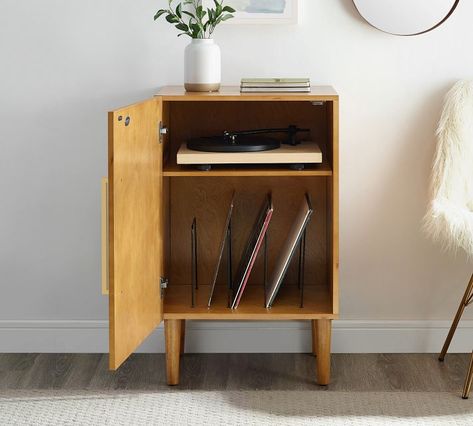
[[222, 125, 310, 146]]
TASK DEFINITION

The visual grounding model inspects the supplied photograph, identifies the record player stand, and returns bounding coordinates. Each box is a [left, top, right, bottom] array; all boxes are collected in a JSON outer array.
[[105, 86, 339, 388]]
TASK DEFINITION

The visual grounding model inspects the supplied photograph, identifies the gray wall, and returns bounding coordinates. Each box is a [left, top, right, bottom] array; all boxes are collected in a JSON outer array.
[[1, 0, 472, 352]]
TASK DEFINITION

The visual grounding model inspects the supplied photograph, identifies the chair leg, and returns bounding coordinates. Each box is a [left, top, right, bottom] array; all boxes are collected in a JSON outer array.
[[439, 273, 473, 362], [462, 351, 473, 399]]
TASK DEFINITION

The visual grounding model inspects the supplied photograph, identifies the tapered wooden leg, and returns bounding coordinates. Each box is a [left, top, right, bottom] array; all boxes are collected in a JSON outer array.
[[315, 319, 332, 385], [165, 319, 182, 386], [439, 273, 473, 362], [462, 351, 473, 399], [311, 320, 317, 356], [180, 320, 186, 355]]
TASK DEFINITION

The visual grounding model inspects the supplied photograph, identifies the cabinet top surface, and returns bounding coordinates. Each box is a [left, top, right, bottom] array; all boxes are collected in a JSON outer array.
[[155, 86, 338, 101]]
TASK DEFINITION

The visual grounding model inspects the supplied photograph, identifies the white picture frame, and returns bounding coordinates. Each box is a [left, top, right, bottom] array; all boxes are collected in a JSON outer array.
[[202, 0, 298, 24]]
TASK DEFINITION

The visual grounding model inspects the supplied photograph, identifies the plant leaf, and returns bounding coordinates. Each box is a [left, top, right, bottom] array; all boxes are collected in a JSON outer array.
[[196, 5, 205, 19], [153, 9, 167, 20], [182, 10, 196, 19], [222, 6, 235, 13], [175, 3, 182, 18], [175, 23, 189, 31], [190, 22, 200, 37], [165, 14, 180, 23]]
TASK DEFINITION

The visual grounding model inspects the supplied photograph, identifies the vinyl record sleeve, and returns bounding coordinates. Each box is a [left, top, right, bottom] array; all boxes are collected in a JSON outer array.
[[231, 194, 274, 309], [265, 194, 313, 308], [207, 193, 235, 307]]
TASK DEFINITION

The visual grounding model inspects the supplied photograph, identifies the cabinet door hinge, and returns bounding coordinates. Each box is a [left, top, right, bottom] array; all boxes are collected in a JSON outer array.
[[160, 277, 168, 296], [159, 121, 168, 144]]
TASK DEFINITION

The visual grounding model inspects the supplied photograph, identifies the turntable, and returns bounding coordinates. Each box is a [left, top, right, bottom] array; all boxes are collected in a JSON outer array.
[[177, 125, 323, 171]]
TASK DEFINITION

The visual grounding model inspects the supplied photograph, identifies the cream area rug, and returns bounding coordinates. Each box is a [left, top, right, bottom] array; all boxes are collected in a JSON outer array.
[[1, 390, 472, 425]]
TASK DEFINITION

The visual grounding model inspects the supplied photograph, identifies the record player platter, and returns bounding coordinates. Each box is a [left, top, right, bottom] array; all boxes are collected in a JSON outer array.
[[177, 140, 323, 170], [187, 136, 280, 153], [187, 126, 310, 153], [181, 126, 319, 171]]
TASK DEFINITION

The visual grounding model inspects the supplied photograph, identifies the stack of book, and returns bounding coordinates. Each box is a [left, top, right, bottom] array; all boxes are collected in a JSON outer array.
[[240, 78, 311, 93]]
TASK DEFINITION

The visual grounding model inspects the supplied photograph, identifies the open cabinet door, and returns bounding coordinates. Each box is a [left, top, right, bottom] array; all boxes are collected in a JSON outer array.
[[108, 98, 164, 370]]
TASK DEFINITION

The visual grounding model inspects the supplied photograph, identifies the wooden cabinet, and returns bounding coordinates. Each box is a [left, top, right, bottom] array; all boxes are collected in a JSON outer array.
[[104, 86, 339, 385]]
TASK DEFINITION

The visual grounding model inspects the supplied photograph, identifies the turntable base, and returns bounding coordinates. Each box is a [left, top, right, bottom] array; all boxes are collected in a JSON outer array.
[[177, 141, 322, 167]]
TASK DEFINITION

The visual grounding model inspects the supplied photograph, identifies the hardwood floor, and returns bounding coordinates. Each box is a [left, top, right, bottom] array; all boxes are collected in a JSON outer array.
[[0, 354, 469, 392]]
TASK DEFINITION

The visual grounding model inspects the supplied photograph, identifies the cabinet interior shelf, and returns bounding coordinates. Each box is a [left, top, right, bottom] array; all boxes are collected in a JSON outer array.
[[163, 159, 333, 177], [163, 285, 334, 320]]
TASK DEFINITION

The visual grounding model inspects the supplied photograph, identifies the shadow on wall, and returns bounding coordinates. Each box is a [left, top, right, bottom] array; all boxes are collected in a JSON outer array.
[[341, 81, 469, 318], [339, 0, 366, 24]]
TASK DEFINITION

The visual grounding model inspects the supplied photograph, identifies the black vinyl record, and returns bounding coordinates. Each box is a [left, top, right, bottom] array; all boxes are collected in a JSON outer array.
[[187, 136, 280, 153]]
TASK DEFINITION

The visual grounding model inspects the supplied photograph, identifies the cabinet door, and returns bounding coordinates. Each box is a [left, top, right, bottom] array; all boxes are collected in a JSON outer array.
[[108, 98, 164, 369]]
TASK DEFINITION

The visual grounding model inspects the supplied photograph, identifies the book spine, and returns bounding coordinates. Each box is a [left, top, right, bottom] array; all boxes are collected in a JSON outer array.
[[241, 79, 310, 84], [241, 83, 311, 88]]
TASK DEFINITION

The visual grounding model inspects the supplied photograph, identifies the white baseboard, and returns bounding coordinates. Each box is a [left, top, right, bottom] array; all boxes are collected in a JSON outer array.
[[0, 320, 471, 354]]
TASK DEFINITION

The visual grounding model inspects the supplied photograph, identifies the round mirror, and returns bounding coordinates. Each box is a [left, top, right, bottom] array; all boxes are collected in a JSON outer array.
[[353, 0, 459, 36]]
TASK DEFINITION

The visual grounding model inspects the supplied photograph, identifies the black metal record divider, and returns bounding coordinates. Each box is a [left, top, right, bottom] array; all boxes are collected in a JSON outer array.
[[227, 218, 233, 308], [263, 233, 268, 308], [191, 218, 198, 308], [298, 229, 307, 308]]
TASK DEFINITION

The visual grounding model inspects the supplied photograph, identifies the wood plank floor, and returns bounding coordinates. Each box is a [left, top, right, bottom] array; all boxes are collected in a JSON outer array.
[[0, 354, 469, 392]]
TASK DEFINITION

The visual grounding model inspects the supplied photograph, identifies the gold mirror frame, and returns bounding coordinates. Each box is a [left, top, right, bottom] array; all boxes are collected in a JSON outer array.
[[353, 0, 460, 36]]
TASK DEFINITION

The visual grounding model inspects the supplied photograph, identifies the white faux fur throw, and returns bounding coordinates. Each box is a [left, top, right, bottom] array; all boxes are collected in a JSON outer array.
[[424, 80, 473, 255]]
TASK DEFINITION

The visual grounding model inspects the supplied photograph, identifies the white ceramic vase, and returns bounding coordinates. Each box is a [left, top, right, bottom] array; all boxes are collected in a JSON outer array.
[[184, 39, 221, 92]]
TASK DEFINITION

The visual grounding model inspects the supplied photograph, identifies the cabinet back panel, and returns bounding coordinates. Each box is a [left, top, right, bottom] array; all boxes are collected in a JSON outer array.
[[169, 177, 328, 290]]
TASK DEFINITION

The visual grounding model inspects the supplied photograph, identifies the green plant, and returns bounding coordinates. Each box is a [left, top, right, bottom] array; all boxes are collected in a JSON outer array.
[[154, 0, 235, 39]]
